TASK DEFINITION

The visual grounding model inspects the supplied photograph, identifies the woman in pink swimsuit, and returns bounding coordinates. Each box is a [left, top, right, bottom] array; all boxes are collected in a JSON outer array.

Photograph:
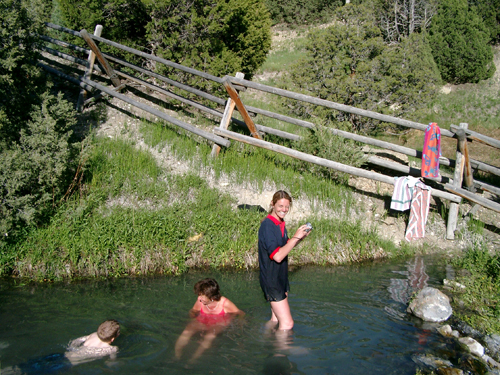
[[175, 278, 244, 362]]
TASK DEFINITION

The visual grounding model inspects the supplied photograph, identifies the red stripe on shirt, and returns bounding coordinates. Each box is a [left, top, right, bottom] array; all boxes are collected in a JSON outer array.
[[269, 247, 280, 260]]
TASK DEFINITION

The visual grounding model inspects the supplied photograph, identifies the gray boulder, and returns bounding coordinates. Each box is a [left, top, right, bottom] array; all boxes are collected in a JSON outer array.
[[407, 287, 452, 322]]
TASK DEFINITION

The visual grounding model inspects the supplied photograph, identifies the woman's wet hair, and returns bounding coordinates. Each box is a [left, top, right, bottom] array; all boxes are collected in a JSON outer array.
[[97, 319, 120, 343], [194, 278, 222, 301], [268, 190, 292, 214]]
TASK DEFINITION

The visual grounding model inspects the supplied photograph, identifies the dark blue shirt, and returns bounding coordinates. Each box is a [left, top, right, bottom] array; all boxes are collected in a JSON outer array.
[[258, 215, 289, 302]]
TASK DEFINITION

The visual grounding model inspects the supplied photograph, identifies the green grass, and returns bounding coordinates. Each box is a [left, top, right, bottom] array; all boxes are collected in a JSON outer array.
[[451, 244, 500, 335], [420, 87, 500, 131], [1, 126, 409, 280]]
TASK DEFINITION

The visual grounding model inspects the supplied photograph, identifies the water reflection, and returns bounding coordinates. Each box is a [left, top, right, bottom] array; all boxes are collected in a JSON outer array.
[[388, 257, 429, 304]]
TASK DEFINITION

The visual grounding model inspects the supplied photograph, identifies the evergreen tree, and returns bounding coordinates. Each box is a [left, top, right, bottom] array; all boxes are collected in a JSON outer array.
[[0, 0, 45, 149], [146, 0, 271, 88], [286, 4, 441, 133], [264, 0, 342, 26], [56, 0, 150, 60], [469, 0, 500, 44], [0, 0, 78, 244], [428, 0, 495, 83]]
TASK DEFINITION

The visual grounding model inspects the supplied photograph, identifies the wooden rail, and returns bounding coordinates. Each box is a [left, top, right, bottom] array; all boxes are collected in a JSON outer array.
[[39, 22, 500, 240], [213, 128, 461, 203]]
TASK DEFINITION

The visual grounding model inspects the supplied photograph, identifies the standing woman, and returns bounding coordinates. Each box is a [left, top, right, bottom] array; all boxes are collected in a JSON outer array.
[[258, 190, 311, 331]]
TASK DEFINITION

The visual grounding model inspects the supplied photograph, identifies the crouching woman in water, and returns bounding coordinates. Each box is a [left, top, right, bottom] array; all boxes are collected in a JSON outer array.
[[175, 278, 244, 363], [258, 190, 311, 332]]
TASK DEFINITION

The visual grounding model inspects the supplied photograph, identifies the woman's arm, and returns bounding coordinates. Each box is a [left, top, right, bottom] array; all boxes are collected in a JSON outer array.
[[223, 298, 245, 316], [272, 224, 311, 263], [189, 299, 202, 318]]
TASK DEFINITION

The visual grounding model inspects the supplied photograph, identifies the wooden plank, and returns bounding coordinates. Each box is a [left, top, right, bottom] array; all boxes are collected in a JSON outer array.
[[212, 72, 244, 158], [447, 123, 467, 239], [366, 156, 452, 184], [211, 100, 237, 157], [77, 25, 103, 111], [222, 77, 261, 139], [214, 127, 462, 203], [103, 53, 225, 106], [37, 62, 94, 92], [83, 83, 127, 106], [445, 184, 500, 214], [451, 124, 500, 150], [224, 75, 456, 138], [38, 34, 88, 54], [39, 46, 94, 69], [79, 76, 230, 147], [79, 29, 121, 87], [114, 70, 223, 117], [455, 128, 474, 190], [45, 22, 80, 37], [474, 181, 500, 197]]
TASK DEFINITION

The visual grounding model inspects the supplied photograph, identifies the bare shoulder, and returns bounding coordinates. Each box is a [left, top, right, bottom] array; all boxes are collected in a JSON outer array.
[[223, 297, 244, 315]]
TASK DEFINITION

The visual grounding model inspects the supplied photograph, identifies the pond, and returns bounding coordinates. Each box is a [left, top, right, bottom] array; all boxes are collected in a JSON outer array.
[[0, 256, 463, 374]]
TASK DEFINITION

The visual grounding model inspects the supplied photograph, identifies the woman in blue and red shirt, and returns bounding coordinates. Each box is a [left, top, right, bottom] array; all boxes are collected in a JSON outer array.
[[258, 190, 311, 331]]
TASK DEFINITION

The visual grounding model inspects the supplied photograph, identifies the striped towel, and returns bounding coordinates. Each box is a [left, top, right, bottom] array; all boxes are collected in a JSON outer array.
[[405, 182, 431, 241], [390, 176, 421, 211], [421, 122, 441, 178]]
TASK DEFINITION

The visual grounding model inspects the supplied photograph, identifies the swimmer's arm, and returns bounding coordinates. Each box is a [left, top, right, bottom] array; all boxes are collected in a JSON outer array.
[[67, 335, 88, 348], [224, 299, 245, 316], [108, 346, 118, 360], [189, 300, 202, 318]]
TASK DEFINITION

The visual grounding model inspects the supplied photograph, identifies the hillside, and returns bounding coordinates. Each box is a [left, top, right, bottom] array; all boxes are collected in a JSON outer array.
[[87, 26, 500, 256]]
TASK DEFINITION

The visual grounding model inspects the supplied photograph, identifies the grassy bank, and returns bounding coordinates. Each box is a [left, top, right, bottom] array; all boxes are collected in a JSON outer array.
[[1, 127, 409, 280]]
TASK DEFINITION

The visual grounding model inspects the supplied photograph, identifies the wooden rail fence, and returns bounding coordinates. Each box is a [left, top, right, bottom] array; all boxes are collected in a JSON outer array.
[[37, 22, 500, 239]]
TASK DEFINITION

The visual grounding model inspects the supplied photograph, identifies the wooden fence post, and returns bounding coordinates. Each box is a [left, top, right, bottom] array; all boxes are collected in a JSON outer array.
[[79, 29, 121, 87], [76, 25, 102, 111], [457, 130, 474, 192], [446, 123, 468, 240], [222, 76, 261, 140], [211, 72, 244, 158]]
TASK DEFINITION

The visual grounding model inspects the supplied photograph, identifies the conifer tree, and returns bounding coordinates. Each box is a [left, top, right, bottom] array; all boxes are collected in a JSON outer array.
[[428, 0, 495, 83]]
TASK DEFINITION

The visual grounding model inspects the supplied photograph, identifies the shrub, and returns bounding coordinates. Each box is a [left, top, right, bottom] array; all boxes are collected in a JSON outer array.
[[285, 4, 441, 133], [0, 0, 78, 247], [146, 0, 271, 91], [428, 0, 495, 83], [55, 0, 150, 61], [0, 0, 45, 149], [469, 0, 500, 44], [294, 126, 366, 184], [0, 93, 77, 245], [264, 0, 342, 26]]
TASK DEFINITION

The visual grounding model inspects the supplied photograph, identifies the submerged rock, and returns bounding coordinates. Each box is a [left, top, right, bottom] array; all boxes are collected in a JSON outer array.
[[436, 367, 464, 375], [407, 287, 453, 322], [412, 354, 453, 369]]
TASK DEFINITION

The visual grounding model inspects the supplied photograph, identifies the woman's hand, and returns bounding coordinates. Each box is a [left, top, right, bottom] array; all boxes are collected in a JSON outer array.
[[292, 224, 312, 241]]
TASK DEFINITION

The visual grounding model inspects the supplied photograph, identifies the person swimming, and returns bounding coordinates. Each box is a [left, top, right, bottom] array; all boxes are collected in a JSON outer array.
[[174, 278, 244, 363], [64, 319, 120, 365], [3, 320, 120, 374]]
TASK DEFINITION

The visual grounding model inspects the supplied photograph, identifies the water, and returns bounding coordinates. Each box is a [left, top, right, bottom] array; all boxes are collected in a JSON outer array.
[[0, 256, 459, 374]]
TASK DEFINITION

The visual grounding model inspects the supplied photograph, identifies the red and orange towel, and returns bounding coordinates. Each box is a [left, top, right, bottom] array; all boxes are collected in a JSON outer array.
[[421, 122, 441, 178]]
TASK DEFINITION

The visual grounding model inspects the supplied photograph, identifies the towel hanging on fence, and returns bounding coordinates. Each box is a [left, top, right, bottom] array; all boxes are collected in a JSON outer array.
[[390, 176, 421, 211], [421, 122, 441, 178], [405, 182, 431, 241]]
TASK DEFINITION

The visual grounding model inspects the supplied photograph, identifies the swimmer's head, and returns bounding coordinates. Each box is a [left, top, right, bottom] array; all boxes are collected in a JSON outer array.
[[194, 278, 221, 301], [97, 319, 120, 343]]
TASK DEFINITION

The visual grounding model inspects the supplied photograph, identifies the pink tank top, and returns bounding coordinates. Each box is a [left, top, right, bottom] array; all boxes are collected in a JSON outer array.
[[197, 299, 227, 325]]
